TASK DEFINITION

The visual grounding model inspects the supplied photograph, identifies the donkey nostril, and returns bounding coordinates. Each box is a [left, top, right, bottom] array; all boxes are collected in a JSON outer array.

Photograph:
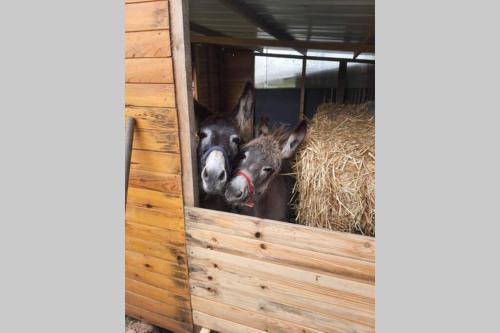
[[202, 168, 209, 180], [218, 170, 226, 181]]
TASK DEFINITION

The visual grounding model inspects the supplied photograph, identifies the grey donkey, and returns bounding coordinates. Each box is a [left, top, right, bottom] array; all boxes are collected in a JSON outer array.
[[195, 81, 255, 211], [225, 121, 307, 221]]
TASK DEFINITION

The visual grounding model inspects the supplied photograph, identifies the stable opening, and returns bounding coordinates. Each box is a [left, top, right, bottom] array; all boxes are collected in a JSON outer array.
[[183, 0, 375, 238]]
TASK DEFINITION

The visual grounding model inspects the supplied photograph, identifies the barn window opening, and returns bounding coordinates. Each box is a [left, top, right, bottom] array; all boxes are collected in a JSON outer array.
[[187, 0, 374, 238]]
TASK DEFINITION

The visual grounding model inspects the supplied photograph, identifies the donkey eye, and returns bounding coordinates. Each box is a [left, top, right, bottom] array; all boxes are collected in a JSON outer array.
[[199, 132, 207, 139], [262, 166, 273, 173], [231, 136, 241, 145]]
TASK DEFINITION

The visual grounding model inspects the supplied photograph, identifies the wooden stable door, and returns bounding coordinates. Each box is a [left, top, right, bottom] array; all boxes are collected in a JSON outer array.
[[125, 0, 194, 332]]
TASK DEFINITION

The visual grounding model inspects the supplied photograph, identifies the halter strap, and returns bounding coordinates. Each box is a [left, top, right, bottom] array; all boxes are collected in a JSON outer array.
[[201, 146, 231, 173], [235, 170, 255, 207]]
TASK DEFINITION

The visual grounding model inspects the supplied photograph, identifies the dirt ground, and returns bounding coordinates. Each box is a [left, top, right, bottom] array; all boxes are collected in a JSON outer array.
[[125, 316, 166, 333]]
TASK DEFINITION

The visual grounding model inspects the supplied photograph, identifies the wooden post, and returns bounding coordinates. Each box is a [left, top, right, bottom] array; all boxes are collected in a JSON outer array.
[[336, 60, 347, 104], [299, 57, 307, 120], [171, 0, 199, 207]]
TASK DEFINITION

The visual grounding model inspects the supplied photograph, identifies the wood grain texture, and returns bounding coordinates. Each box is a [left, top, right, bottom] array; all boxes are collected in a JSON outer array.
[[126, 221, 186, 248], [126, 204, 184, 231], [125, 106, 178, 131], [126, 303, 192, 333], [132, 129, 180, 153], [126, 58, 174, 83], [124, 1, 192, 331], [126, 250, 187, 280], [192, 296, 325, 333], [188, 246, 374, 300], [190, 280, 371, 333], [126, 291, 192, 324], [129, 169, 182, 195], [125, 1, 169, 32], [126, 236, 186, 264], [185, 207, 375, 262], [130, 149, 181, 174], [186, 226, 374, 284], [126, 278, 190, 310], [170, 0, 199, 207], [193, 311, 265, 333], [189, 263, 373, 328], [125, 83, 176, 108], [126, 264, 189, 297], [127, 187, 183, 215], [186, 208, 375, 333], [126, 30, 171, 58]]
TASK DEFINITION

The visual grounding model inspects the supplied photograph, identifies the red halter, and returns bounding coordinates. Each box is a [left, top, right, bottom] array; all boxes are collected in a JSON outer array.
[[235, 170, 255, 207]]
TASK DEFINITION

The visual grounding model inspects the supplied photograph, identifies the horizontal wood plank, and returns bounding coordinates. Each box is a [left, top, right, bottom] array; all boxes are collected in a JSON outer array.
[[125, 1, 169, 32], [126, 278, 190, 310], [126, 204, 184, 231], [186, 226, 374, 284], [187, 246, 374, 301], [125, 106, 178, 131], [185, 207, 375, 262], [193, 311, 265, 333], [126, 58, 174, 83], [129, 169, 182, 195], [126, 265, 189, 297], [127, 187, 183, 215], [126, 83, 176, 108], [189, 265, 373, 328], [126, 250, 187, 280], [126, 221, 186, 248], [190, 279, 372, 333], [126, 236, 186, 265], [126, 30, 171, 58], [130, 149, 181, 174], [132, 129, 179, 153], [126, 291, 192, 324], [126, 303, 192, 333], [192, 296, 324, 333]]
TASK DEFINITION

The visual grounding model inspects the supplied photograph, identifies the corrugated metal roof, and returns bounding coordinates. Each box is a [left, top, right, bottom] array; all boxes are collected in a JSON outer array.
[[189, 0, 374, 44]]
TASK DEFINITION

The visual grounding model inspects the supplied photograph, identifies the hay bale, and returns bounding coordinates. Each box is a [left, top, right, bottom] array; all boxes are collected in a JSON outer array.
[[292, 103, 375, 236]]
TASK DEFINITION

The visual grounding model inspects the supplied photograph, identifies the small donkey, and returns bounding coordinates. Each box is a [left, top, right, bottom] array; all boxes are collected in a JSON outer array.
[[196, 81, 255, 211], [225, 121, 307, 221]]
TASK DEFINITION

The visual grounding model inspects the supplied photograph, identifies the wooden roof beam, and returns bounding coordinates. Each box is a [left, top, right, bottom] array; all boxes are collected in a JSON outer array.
[[190, 21, 262, 52], [190, 21, 227, 37], [190, 35, 375, 54], [218, 0, 306, 54], [353, 26, 375, 59]]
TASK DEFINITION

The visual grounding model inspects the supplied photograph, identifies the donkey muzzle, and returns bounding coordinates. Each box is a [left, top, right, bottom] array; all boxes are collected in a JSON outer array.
[[201, 150, 227, 194], [225, 175, 250, 204]]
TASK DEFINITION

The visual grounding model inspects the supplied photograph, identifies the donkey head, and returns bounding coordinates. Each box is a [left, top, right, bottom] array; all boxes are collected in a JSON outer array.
[[197, 81, 255, 195], [225, 120, 307, 206]]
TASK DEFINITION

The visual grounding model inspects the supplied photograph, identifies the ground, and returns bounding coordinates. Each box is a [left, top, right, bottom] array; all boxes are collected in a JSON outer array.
[[125, 316, 167, 333]]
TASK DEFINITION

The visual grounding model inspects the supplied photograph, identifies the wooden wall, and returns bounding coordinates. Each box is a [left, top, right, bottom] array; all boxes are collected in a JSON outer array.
[[221, 50, 255, 114], [185, 207, 375, 333], [192, 47, 254, 115], [192, 44, 223, 114], [125, 1, 193, 332]]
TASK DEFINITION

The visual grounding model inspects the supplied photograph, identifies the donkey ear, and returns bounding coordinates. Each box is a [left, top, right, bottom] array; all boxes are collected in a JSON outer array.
[[232, 81, 255, 139], [257, 115, 269, 136], [280, 120, 307, 159]]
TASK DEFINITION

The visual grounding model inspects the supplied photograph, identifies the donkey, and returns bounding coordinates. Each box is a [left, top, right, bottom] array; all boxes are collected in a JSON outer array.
[[196, 81, 255, 211], [224, 121, 307, 221]]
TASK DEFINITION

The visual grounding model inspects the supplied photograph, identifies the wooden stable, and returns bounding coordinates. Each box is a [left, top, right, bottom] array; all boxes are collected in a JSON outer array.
[[124, 1, 375, 332]]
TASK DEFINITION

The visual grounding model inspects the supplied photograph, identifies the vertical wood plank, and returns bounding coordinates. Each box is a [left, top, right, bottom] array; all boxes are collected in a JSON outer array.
[[171, 0, 199, 207]]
